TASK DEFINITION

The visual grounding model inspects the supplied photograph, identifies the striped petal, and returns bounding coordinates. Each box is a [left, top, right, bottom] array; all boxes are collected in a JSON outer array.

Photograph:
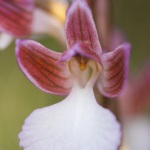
[[0, 0, 33, 37], [65, 0, 102, 55], [16, 39, 72, 96], [19, 84, 121, 150], [97, 43, 131, 98]]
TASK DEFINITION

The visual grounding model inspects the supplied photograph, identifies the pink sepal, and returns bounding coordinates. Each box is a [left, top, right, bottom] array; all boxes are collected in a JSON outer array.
[[0, 0, 34, 37], [65, 0, 102, 55], [97, 43, 131, 98], [16, 39, 72, 96]]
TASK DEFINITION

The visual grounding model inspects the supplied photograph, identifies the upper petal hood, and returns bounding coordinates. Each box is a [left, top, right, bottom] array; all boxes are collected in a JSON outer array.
[[0, 0, 33, 37], [65, 0, 102, 55], [16, 39, 72, 96], [19, 84, 121, 150], [97, 43, 131, 98], [60, 42, 101, 65]]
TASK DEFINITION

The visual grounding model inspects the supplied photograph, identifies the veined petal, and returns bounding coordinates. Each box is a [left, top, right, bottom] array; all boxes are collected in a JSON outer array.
[[60, 42, 101, 64], [19, 85, 121, 150], [65, 0, 102, 54], [0, 0, 33, 37], [97, 43, 131, 98], [16, 39, 72, 96]]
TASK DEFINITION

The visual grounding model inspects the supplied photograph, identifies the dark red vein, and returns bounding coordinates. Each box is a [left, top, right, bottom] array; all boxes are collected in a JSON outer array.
[[84, 10, 93, 49], [0, 2, 30, 20], [22, 53, 69, 90], [104, 77, 123, 94], [104, 55, 124, 71], [21, 47, 68, 80], [8, 1, 31, 13], [78, 6, 84, 41], [29, 45, 60, 61], [32, 75, 70, 92], [22, 47, 61, 69], [104, 62, 123, 80], [72, 11, 76, 44], [104, 69, 124, 88], [0, 10, 29, 28], [106, 51, 124, 62], [0, 9, 30, 35]]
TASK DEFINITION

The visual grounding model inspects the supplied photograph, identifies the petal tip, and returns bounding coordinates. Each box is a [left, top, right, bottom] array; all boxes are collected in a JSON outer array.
[[15, 39, 21, 56], [16, 39, 29, 46], [15, 39, 26, 57], [120, 42, 131, 54], [16, 39, 23, 45]]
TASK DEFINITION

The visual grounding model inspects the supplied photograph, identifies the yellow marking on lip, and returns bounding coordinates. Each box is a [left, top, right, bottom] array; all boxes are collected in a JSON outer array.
[[79, 56, 87, 71], [79, 63, 86, 71]]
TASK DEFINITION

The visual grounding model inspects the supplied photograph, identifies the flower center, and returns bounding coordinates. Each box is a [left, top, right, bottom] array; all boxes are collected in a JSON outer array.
[[75, 55, 89, 71], [79, 56, 87, 71], [69, 56, 101, 88]]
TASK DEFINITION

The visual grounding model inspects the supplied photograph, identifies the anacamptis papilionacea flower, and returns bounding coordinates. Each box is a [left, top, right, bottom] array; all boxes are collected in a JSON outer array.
[[16, 0, 130, 149]]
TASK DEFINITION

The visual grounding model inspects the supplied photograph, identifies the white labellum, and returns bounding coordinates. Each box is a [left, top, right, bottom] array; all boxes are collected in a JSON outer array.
[[19, 85, 121, 150]]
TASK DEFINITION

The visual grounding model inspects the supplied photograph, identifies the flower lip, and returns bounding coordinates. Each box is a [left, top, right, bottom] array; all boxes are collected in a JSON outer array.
[[18, 80, 121, 150]]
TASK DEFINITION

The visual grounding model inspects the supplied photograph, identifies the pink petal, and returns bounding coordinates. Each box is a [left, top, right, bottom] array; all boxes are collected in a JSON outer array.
[[0, 0, 33, 37], [60, 42, 101, 64], [97, 43, 131, 98], [16, 39, 72, 96], [65, 0, 102, 55]]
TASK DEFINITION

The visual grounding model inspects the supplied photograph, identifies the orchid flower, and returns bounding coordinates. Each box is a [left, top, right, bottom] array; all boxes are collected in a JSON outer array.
[[16, 0, 130, 149], [0, 0, 65, 50]]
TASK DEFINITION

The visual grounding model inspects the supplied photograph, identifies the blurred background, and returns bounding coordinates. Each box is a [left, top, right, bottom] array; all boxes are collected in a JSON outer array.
[[0, 0, 150, 150]]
